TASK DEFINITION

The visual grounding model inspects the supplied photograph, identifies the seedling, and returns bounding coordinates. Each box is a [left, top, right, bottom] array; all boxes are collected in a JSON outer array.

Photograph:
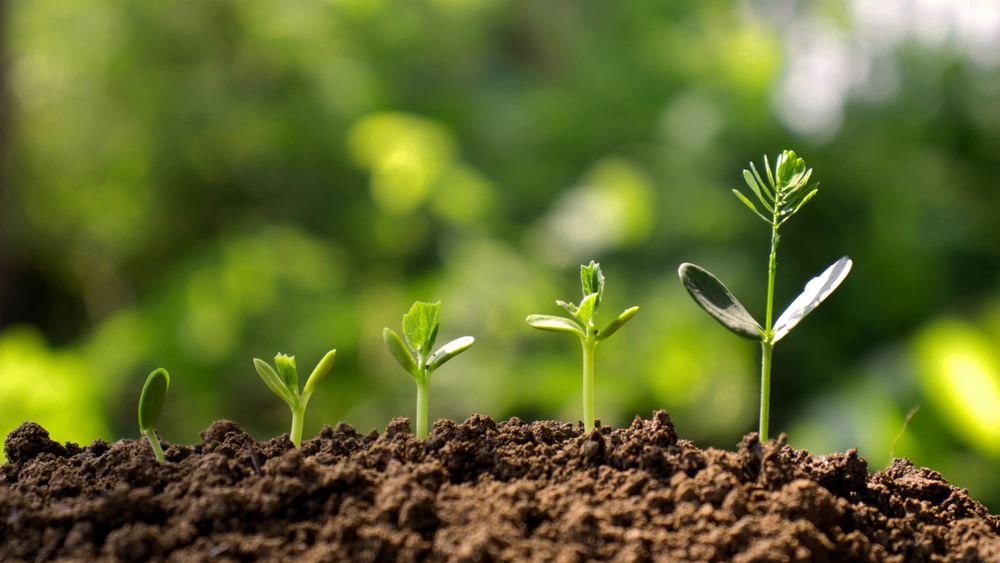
[[138, 368, 170, 463], [678, 150, 851, 441], [383, 301, 474, 439], [526, 261, 638, 432], [253, 349, 336, 448]]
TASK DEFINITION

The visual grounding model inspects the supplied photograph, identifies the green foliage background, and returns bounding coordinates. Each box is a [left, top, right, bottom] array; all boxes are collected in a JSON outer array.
[[2, 1, 1000, 509]]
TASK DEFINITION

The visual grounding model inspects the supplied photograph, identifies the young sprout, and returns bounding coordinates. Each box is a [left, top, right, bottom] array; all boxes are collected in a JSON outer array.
[[678, 151, 852, 441], [253, 349, 336, 448], [383, 301, 474, 439], [138, 368, 170, 463], [526, 261, 638, 432]]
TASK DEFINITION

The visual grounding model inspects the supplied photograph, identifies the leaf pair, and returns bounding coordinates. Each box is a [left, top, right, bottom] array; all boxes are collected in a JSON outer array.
[[384, 301, 474, 377], [527, 261, 638, 341], [254, 349, 337, 408], [735, 150, 818, 226], [678, 256, 852, 343]]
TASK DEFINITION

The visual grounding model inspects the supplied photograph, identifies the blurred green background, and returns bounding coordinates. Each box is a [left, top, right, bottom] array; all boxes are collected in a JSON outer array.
[[2, 0, 1000, 509]]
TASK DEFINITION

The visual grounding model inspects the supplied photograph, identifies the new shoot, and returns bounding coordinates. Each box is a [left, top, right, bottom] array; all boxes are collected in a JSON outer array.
[[253, 349, 336, 448], [383, 301, 474, 439], [526, 261, 638, 432], [678, 151, 852, 441], [138, 368, 170, 463]]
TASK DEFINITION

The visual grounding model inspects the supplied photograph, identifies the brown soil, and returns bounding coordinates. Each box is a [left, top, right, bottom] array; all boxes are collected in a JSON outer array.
[[1, 412, 998, 562]]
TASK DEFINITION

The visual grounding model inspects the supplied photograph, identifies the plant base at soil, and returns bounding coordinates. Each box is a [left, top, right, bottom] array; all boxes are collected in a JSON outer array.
[[2, 412, 998, 562]]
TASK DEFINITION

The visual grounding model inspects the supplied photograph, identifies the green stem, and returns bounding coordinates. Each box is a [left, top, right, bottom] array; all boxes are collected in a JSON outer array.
[[416, 374, 430, 439], [760, 341, 772, 442], [290, 406, 305, 448], [765, 224, 779, 331], [582, 337, 597, 432], [144, 429, 165, 463]]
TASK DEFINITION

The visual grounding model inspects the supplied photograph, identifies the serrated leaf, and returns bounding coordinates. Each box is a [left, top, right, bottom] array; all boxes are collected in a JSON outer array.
[[556, 300, 579, 316], [575, 292, 599, 324], [403, 301, 440, 354], [426, 336, 474, 372], [772, 256, 852, 343], [254, 358, 297, 407], [595, 306, 638, 341], [581, 261, 605, 308], [274, 353, 298, 393], [303, 349, 336, 399], [384, 328, 420, 377], [526, 314, 585, 336], [733, 190, 771, 223], [678, 263, 763, 341], [138, 368, 170, 432]]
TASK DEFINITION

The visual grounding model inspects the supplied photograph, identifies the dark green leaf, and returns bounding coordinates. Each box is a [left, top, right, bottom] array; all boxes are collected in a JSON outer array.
[[678, 263, 763, 341], [595, 306, 638, 341], [402, 301, 440, 354], [581, 261, 605, 308], [426, 336, 474, 372], [138, 368, 170, 432]]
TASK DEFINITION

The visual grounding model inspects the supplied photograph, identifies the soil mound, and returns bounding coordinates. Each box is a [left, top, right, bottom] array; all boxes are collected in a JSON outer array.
[[2, 412, 998, 562]]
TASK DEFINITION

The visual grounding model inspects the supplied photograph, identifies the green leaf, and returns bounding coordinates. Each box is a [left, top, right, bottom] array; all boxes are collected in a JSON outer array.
[[526, 314, 585, 336], [574, 292, 599, 324], [750, 162, 773, 200], [772, 256, 852, 342], [274, 353, 298, 393], [763, 155, 776, 194], [581, 261, 605, 309], [779, 188, 818, 225], [254, 358, 297, 407], [426, 336, 474, 372], [303, 349, 336, 399], [556, 300, 579, 316], [595, 306, 638, 341], [733, 190, 771, 223], [678, 263, 764, 341], [402, 301, 440, 354], [742, 170, 773, 211], [138, 368, 170, 432], [384, 328, 420, 377]]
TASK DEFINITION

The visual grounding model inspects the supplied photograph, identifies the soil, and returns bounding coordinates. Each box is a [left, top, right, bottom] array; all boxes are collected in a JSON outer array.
[[1, 412, 998, 563]]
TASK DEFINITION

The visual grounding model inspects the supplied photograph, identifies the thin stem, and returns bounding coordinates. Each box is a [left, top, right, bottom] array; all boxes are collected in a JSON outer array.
[[416, 374, 430, 439], [582, 337, 597, 432], [760, 341, 772, 442], [290, 406, 304, 448], [765, 224, 779, 332], [145, 429, 165, 463]]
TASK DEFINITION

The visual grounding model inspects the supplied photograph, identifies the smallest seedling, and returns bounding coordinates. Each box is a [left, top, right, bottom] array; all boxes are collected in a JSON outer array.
[[254, 349, 336, 448], [138, 368, 170, 463]]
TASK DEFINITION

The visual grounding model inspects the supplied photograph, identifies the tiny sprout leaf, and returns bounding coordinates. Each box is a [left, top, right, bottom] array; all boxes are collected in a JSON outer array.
[[526, 314, 585, 336], [679, 263, 764, 341], [595, 306, 638, 341], [254, 358, 297, 407], [556, 300, 579, 316], [581, 261, 605, 308], [303, 349, 336, 398], [274, 353, 298, 393], [139, 368, 169, 432], [771, 256, 852, 343], [574, 293, 599, 324], [384, 328, 421, 377], [426, 336, 474, 372], [403, 301, 440, 354], [733, 190, 771, 223]]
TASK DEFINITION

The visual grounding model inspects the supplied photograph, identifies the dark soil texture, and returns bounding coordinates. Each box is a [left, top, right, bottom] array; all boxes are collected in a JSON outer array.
[[2, 412, 998, 563]]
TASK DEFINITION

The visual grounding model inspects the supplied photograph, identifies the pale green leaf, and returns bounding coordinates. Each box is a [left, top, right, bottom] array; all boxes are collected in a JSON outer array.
[[254, 358, 297, 407], [595, 306, 638, 341], [426, 336, 474, 372], [384, 328, 420, 377], [274, 353, 298, 393], [526, 314, 585, 336], [733, 190, 771, 223], [303, 349, 336, 399]]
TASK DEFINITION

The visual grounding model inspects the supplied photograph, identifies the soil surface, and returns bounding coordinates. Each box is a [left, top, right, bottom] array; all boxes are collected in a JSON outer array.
[[1, 412, 998, 562]]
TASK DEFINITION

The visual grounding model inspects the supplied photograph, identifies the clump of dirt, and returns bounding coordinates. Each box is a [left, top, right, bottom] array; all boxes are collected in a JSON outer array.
[[1, 412, 998, 562]]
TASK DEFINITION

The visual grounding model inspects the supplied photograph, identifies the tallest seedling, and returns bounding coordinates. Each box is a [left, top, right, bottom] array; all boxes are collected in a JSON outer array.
[[679, 151, 852, 441]]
